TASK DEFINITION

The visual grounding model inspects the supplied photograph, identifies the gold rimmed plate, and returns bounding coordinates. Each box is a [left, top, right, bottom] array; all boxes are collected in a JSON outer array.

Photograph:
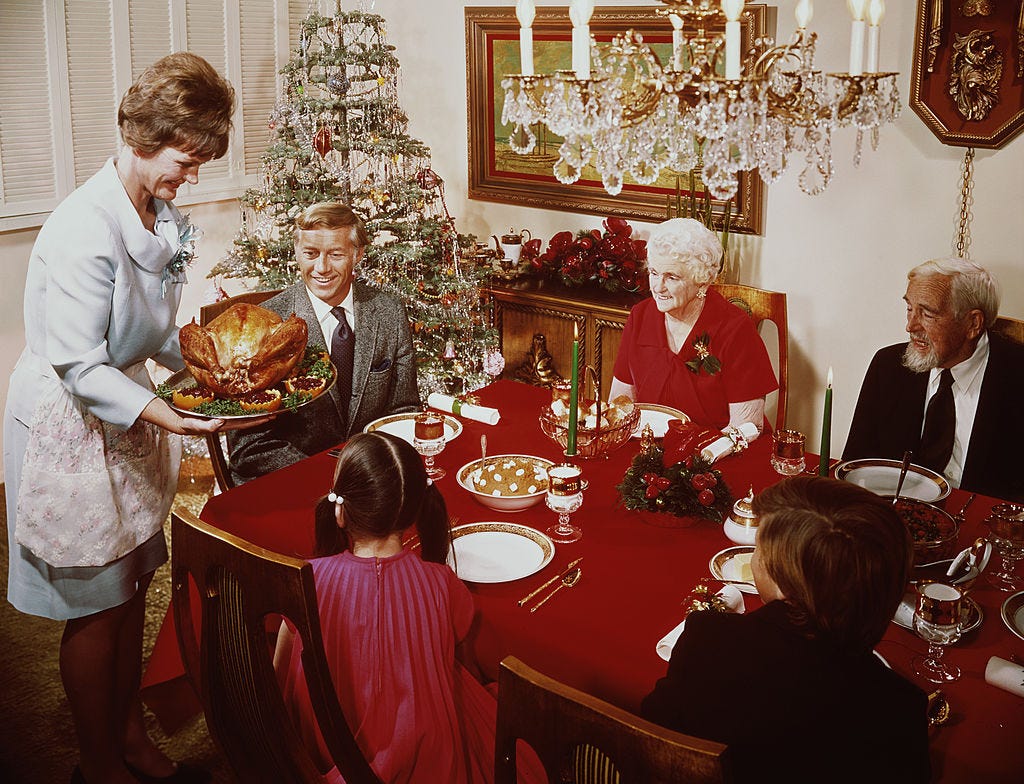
[[446, 522, 555, 583], [709, 546, 757, 595], [363, 411, 463, 444], [834, 458, 951, 502], [632, 403, 689, 439], [893, 591, 983, 636], [1001, 591, 1024, 642], [163, 366, 336, 421]]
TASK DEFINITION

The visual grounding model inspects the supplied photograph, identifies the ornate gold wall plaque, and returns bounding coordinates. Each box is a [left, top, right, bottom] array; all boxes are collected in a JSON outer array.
[[911, 0, 1024, 148]]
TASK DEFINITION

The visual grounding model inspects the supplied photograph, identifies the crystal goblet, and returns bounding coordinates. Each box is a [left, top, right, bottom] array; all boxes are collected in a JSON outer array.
[[911, 582, 964, 684], [413, 412, 447, 480], [545, 463, 584, 544], [985, 504, 1024, 592]]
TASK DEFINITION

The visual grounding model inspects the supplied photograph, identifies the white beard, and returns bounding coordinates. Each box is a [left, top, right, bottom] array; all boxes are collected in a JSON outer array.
[[901, 342, 938, 373]]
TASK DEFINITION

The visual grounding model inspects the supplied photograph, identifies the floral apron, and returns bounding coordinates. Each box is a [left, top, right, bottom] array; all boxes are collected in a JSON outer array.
[[14, 363, 181, 568]]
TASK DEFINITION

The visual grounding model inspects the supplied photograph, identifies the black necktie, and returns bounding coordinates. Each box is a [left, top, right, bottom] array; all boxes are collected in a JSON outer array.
[[330, 306, 354, 428], [918, 368, 956, 472]]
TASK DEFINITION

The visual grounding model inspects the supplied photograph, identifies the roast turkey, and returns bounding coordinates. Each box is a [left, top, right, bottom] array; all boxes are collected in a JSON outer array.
[[179, 303, 308, 398]]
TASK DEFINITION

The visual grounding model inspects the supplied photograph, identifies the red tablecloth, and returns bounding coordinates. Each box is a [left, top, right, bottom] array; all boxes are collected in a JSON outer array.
[[141, 380, 1024, 783]]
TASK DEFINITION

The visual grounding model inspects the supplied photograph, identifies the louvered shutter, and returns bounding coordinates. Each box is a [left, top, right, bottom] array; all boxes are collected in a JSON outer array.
[[238, 1, 277, 176], [0, 1, 60, 216], [65, 0, 118, 187]]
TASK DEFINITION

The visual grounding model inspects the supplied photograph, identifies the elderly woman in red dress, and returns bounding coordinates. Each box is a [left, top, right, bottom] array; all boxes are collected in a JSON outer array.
[[609, 218, 777, 436]]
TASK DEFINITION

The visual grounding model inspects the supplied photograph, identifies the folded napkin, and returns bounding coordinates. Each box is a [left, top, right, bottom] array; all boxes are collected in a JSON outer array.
[[427, 393, 500, 425], [700, 421, 760, 463], [985, 656, 1024, 698], [656, 586, 745, 661]]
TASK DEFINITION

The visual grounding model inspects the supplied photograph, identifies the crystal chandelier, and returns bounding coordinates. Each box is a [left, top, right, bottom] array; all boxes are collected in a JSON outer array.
[[501, 0, 901, 201]]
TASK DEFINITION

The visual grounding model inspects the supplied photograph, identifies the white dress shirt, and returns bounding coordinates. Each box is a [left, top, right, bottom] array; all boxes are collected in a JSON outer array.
[[921, 331, 989, 487], [305, 286, 355, 356]]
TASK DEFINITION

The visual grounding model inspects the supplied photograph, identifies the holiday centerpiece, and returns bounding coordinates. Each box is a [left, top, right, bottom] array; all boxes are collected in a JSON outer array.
[[617, 423, 735, 523]]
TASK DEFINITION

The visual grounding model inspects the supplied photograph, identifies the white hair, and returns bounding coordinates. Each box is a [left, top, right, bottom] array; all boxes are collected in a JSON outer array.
[[645, 218, 723, 286], [907, 256, 1000, 327]]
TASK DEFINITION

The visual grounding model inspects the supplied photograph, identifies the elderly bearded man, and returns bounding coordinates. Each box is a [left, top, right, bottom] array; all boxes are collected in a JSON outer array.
[[843, 257, 1024, 502]]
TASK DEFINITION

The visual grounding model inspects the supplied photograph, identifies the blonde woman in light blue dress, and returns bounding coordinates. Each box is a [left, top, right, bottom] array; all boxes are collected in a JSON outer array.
[[3, 53, 264, 784]]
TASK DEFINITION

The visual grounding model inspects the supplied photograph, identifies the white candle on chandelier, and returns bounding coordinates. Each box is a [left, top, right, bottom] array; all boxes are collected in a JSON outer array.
[[722, 0, 744, 81], [866, 0, 885, 73], [669, 12, 684, 71], [847, 0, 867, 76], [569, 0, 595, 79], [516, 0, 536, 76], [795, 0, 813, 30]]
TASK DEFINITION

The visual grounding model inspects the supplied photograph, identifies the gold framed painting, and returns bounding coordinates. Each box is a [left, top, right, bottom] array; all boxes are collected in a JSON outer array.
[[465, 5, 771, 235]]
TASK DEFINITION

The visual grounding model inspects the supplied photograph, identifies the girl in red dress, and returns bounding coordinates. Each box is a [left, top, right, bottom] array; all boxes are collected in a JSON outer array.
[[274, 431, 540, 783]]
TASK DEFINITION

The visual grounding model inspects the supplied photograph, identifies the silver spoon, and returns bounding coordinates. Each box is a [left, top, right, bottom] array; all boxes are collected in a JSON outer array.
[[953, 493, 977, 524]]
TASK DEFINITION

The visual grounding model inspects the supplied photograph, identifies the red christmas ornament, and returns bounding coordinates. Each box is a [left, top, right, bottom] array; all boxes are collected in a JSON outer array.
[[313, 125, 333, 157], [698, 489, 715, 506], [642, 472, 671, 499], [416, 167, 442, 190]]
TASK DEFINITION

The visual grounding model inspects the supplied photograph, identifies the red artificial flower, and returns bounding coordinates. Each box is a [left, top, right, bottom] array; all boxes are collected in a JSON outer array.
[[532, 218, 650, 294], [604, 217, 632, 236]]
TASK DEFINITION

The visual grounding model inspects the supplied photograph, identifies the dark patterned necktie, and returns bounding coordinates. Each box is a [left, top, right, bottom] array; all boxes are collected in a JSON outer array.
[[330, 306, 354, 428], [918, 368, 956, 472]]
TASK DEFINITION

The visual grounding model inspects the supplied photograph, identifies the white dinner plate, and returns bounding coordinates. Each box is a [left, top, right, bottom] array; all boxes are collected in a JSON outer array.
[[632, 403, 689, 439], [363, 411, 463, 444], [446, 522, 555, 583], [833, 458, 951, 502], [709, 546, 758, 595], [1001, 591, 1024, 642], [893, 591, 983, 635]]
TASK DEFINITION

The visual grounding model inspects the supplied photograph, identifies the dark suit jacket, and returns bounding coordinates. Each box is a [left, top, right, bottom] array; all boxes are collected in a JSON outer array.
[[641, 602, 931, 784], [227, 280, 420, 484], [843, 332, 1024, 502]]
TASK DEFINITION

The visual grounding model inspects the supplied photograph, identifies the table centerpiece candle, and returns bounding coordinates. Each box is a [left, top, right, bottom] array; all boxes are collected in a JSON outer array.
[[818, 366, 833, 476], [567, 322, 580, 455]]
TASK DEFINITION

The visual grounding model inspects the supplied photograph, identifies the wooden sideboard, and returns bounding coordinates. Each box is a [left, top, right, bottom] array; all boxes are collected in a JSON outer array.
[[486, 279, 644, 395]]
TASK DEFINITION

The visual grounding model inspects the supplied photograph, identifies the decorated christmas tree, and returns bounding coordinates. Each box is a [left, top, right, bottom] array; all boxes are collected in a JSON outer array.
[[210, 7, 501, 396]]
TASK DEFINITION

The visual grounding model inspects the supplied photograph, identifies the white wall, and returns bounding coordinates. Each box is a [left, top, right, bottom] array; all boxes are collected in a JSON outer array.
[[1, 1, 1022, 484]]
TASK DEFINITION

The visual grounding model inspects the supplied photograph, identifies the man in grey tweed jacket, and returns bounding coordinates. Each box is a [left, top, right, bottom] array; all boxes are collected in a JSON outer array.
[[228, 204, 419, 484]]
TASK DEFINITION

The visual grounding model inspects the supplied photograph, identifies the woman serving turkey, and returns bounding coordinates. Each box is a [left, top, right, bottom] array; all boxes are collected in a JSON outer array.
[[4, 53, 266, 784], [609, 218, 777, 437]]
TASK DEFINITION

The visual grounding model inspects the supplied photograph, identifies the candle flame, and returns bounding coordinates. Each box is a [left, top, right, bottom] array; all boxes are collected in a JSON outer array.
[[826, 366, 833, 387], [573, 322, 579, 340]]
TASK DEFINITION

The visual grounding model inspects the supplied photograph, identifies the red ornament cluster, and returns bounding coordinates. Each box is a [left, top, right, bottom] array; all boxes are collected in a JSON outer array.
[[523, 218, 648, 294], [642, 472, 671, 499]]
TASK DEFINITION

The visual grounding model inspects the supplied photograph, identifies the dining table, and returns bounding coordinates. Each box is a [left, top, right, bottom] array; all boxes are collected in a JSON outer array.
[[141, 379, 1024, 783]]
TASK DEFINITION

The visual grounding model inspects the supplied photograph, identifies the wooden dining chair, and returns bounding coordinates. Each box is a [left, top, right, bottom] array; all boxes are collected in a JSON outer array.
[[196, 289, 282, 492], [992, 315, 1024, 346], [495, 656, 731, 784], [171, 506, 382, 784], [712, 282, 789, 432]]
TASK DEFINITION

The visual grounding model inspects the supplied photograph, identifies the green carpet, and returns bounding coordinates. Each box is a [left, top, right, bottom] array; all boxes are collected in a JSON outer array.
[[0, 455, 236, 783]]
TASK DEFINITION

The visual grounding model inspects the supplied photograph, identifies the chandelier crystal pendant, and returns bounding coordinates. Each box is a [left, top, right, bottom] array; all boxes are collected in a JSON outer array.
[[502, 0, 900, 201]]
